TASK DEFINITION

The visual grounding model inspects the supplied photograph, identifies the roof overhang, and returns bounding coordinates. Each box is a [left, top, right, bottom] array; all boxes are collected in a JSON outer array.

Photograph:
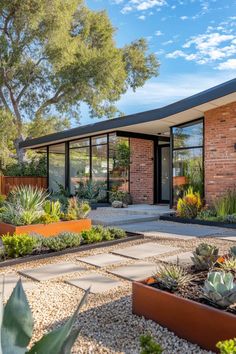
[[20, 78, 236, 149]]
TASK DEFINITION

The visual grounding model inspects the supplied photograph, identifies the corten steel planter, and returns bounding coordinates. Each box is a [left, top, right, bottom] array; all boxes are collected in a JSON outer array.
[[0, 219, 92, 237], [132, 280, 236, 352]]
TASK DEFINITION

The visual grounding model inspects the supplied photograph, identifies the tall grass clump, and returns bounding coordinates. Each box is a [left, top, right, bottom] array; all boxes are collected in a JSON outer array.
[[214, 189, 236, 218]]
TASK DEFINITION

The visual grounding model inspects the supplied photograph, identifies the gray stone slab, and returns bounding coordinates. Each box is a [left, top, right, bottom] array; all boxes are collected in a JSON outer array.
[[78, 253, 126, 267], [112, 242, 178, 259], [19, 262, 86, 282], [0, 273, 36, 298], [66, 272, 122, 294], [108, 261, 157, 281], [218, 236, 236, 242], [160, 251, 193, 267]]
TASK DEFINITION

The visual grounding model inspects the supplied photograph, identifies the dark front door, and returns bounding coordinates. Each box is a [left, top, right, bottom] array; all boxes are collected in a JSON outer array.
[[157, 144, 170, 203]]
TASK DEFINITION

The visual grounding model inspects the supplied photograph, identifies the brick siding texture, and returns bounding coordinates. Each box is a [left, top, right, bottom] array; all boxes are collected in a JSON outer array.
[[204, 101, 236, 204], [129, 138, 154, 204]]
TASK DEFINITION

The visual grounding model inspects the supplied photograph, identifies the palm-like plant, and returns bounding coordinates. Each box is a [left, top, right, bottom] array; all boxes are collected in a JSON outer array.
[[0, 279, 89, 353]]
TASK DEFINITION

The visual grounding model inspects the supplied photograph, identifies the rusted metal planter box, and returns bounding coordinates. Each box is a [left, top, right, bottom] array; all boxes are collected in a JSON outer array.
[[132, 280, 236, 352], [0, 219, 92, 237]]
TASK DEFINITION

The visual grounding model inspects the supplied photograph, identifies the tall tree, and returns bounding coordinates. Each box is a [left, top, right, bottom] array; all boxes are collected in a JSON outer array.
[[0, 0, 159, 161]]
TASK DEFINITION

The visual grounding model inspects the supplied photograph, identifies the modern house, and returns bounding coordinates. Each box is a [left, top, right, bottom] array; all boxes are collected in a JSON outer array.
[[20, 78, 236, 208]]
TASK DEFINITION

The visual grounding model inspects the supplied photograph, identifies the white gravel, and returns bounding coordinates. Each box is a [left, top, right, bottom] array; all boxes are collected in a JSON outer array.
[[1, 235, 232, 354]]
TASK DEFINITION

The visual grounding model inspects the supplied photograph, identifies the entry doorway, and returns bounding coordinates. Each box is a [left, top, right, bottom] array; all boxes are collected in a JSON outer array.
[[156, 144, 170, 203]]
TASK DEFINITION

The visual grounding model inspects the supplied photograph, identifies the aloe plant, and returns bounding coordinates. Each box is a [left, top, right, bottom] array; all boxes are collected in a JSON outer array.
[[203, 271, 236, 308], [191, 243, 219, 271], [0, 279, 89, 353]]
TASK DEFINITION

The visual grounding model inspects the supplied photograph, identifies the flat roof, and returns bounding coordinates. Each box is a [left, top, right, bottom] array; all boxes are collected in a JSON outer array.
[[20, 78, 236, 149]]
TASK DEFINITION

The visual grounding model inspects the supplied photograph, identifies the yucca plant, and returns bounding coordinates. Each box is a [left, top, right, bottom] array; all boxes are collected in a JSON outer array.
[[191, 243, 219, 271], [154, 263, 192, 292], [203, 271, 236, 308], [0, 279, 89, 353]]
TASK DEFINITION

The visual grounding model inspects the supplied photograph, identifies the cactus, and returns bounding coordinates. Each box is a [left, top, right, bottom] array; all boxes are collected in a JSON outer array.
[[0, 279, 89, 353], [203, 271, 236, 308], [191, 243, 219, 270]]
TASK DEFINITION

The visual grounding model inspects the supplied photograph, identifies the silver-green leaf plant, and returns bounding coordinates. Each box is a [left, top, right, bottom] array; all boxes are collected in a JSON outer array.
[[203, 271, 236, 309], [191, 243, 219, 271], [0, 279, 89, 353]]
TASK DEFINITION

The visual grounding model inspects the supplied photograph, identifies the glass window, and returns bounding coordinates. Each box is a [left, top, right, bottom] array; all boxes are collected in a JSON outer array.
[[69, 147, 90, 194], [70, 138, 89, 148], [92, 135, 107, 145], [109, 136, 129, 193], [173, 121, 203, 148], [91, 144, 107, 201], [48, 143, 65, 192]]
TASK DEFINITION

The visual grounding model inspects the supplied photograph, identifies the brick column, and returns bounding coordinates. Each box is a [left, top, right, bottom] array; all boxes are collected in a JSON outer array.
[[204, 101, 236, 204], [129, 138, 154, 204]]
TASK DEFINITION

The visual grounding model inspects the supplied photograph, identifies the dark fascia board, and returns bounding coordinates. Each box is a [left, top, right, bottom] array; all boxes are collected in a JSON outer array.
[[20, 78, 236, 148]]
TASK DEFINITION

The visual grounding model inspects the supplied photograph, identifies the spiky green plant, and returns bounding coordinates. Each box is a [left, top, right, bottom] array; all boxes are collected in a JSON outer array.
[[8, 185, 49, 210], [230, 246, 236, 258], [154, 263, 192, 292], [191, 243, 219, 271], [203, 271, 236, 308], [219, 257, 236, 273], [0, 279, 89, 353]]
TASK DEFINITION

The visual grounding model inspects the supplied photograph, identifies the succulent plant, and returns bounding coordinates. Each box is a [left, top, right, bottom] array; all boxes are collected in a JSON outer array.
[[0, 279, 89, 353], [154, 263, 192, 292], [203, 271, 236, 308], [230, 246, 236, 258], [191, 243, 219, 270], [219, 257, 236, 273]]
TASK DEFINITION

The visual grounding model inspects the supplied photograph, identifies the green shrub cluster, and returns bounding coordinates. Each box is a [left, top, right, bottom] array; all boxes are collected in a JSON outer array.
[[81, 225, 126, 244], [2, 233, 40, 258], [139, 334, 163, 354], [43, 232, 82, 251]]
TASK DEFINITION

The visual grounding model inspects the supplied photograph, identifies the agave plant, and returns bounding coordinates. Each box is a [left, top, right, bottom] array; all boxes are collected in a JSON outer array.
[[219, 257, 236, 273], [8, 185, 49, 210], [154, 263, 192, 292], [191, 243, 219, 271], [0, 279, 89, 353], [203, 271, 236, 308]]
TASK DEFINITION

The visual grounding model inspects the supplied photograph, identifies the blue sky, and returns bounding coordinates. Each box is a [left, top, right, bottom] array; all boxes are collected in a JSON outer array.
[[81, 0, 236, 124]]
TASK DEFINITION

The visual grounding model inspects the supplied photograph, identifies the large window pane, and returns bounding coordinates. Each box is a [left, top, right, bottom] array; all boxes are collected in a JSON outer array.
[[48, 143, 65, 192], [173, 148, 203, 204], [92, 135, 107, 145], [173, 121, 203, 148], [70, 147, 90, 194], [109, 136, 129, 192], [91, 144, 107, 201], [70, 138, 89, 148]]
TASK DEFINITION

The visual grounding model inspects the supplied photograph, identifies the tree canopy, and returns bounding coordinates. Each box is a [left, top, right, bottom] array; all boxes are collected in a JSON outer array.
[[0, 0, 159, 162]]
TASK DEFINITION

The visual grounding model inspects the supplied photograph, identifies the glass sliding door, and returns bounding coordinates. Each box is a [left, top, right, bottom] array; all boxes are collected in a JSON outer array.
[[48, 143, 65, 192], [160, 146, 170, 202], [172, 119, 204, 205]]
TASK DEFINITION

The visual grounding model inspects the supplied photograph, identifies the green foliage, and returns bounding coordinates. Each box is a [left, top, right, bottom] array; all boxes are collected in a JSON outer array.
[[216, 338, 236, 354], [196, 207, 217, 221], [0, 186, 48, 225], [4, 155, 47, 177], [2, 233, 40, 258], [75, 180, 107, 203], [107, 227, 126, 239], [219, 257, 236, 272], [0, 279, 89, 354], [115, 142, 130, 169], [230, 246, 236, 258], [41, 200, 61, 223], [191, 243, 219, 271], [203, 271, 236, 308], [109, 189, 132, 204], [214, 189, 236, 218], [177, 187, 202, 219], [154, 263, 192, 292], [81, 228, 103, 244], [61, 197, 91, 220], [225, 214, 236, 224], [0, 194, 6, 207], [81, 225, 125, 244], [140, 334, 163, 354]]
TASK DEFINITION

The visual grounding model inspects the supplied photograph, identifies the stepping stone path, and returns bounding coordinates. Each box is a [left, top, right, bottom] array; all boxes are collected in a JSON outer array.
[[78, 253, 126, 267], [160, 251, 193, 267], [66, 272, 122, 294], [0, 273, 36, 298], [108, 261, 156, 281], [112, 242, 179, 260], [19, 262, 86, 282]]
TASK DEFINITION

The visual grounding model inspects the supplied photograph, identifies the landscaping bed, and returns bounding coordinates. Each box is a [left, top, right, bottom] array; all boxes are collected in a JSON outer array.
[[132, 243, 236, 352], [160, 214, 236, 229], [0, 231, 143, 268]]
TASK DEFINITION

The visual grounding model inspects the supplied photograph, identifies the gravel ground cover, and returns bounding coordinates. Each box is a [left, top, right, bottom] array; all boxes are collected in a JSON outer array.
[[1, 235, 234, 354]]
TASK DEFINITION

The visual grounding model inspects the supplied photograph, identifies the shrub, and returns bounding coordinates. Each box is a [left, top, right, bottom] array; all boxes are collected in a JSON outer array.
[[61, 197, 90, 220], [214, 189, 236, 218], [2, 233, 40, 258], [140, 334, 163, 354], [42, 236, 65, 252], [203, 271, 236, 309], [177, 187, 202, 219], [3, 154, 47, 177], [0, 194, 6, 207], [40, 200, 61, 223], [108, 227, 126, 239], [225, 214, 236, 224], [109, 189, 132, 205], [196, 207, 216, 221], [75, 180, 107, 203], [191, 243, 219, 271], [81, 228, 103, 244], [0, 279, 89, 353], [154, 263, 192, 292], [43, 232, 82, 251], [216, 338, 236, 353]]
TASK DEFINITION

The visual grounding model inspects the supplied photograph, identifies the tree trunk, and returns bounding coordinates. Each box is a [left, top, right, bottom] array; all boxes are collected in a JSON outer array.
[[14, 135, 25, 163]]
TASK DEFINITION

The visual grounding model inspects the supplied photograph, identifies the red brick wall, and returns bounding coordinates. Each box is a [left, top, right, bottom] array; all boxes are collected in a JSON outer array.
[[204, 101, 236, 204], [129, 138, 154, 204]]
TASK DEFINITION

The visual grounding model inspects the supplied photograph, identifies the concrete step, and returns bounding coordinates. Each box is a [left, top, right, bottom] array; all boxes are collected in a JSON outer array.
[[92, 214, 159, 226]]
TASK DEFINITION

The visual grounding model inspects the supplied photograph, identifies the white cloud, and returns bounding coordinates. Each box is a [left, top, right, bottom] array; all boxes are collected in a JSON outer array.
[[120, 0, 166, 14], [155, 30, 163, 36], [217, 59, 236, 70], [162, 39, 174, 45], [180, 16, 188, 20], [138, 15, 146, 19], [121, 4, 132, 13]]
